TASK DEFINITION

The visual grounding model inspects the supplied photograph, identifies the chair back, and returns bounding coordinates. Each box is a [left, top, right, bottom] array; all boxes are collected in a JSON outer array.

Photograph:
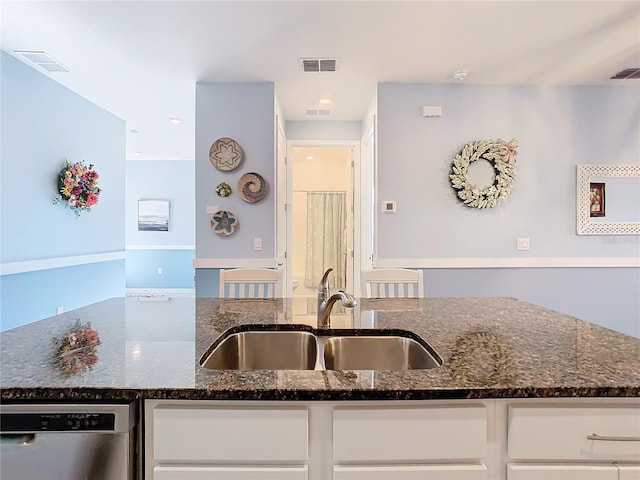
[[361, 268, 424, 298], [219, 268, 282, 298]]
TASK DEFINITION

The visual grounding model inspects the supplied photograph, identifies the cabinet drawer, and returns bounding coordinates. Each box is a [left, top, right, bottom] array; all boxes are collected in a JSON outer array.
[[334, 464, 488, 480], [333, 406, 487, 462], [508, 406, 640, 461], [507, 464, 618, 480], [154, 465, 308, 480], [153, 407, 308, 462]]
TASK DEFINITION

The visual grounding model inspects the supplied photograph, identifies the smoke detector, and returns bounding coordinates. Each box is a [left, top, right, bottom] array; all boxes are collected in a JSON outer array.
[[453, 70, 468, 81]]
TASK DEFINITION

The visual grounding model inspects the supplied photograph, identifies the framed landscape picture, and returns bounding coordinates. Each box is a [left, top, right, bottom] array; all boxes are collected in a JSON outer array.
[[138, 199, 169, 231]]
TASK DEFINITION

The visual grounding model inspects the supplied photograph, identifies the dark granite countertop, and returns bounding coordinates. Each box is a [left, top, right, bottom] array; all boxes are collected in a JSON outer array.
[[1, 296, 639, 401]]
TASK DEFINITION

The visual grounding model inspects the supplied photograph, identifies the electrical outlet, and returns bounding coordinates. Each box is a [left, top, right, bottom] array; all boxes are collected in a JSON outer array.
[[157, 267, 163, 275], [253, 237, 263, 251], [56, 306, 64, 315]]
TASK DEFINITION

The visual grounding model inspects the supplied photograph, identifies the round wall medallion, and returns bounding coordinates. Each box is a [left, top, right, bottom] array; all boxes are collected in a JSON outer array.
[[238, 172, 268, 203], [211, 210, 238, 236], [209, 137, 244, 171]]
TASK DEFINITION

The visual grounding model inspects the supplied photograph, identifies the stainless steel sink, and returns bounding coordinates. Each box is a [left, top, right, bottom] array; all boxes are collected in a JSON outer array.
[[199, 326, 441, 371], [323, 335, 441, 370], [199, 330, 318, 370]]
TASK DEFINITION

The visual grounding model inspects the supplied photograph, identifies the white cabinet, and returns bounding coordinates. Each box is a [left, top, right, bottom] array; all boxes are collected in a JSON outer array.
[[507, 403, 640, 480], [507, 464, 618, 480], [144, 398, 639, 480], [332, 405, 487, 479], [146, 402, 309, 480], [153, 466, 308, 480], [618, 465, 640, 480], [334, 465, 488, 480]]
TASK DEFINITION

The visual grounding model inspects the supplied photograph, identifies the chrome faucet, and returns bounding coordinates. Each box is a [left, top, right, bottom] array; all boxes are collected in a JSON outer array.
[[317, 268, 357, 329]]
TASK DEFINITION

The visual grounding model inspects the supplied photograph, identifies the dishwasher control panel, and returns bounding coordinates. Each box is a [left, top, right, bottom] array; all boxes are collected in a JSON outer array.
[[1, 412, 116, 432]]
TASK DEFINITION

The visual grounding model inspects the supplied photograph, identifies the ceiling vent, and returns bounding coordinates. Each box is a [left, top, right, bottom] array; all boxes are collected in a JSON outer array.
[[306, 108, 331, 116], [610, 68, 640, 79], [300, 58, 337, 73], [14, 50, 70, 72]]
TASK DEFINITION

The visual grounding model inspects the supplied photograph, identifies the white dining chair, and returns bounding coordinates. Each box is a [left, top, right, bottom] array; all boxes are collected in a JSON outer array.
[[361, 268, 424, 298], [219, 268, 282, 299]]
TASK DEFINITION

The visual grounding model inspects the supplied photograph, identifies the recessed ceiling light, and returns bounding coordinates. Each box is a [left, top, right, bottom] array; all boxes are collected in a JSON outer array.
[[306, 155, 314, 160], [130, 129, 139, 134], [133, 151, 142, 158], [168, 116, 182, 125], [319, 98, 331, 105]]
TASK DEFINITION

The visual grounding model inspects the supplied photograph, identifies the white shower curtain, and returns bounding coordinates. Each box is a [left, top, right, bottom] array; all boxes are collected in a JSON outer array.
[[305, 192, 347, 289]]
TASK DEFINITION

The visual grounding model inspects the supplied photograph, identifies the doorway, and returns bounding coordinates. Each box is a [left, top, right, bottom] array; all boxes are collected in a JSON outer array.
[[290, 145, 354, 303]]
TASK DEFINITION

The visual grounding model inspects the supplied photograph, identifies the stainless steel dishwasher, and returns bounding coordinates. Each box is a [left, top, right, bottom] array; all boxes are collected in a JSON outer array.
[[0, 402, 137, 480]]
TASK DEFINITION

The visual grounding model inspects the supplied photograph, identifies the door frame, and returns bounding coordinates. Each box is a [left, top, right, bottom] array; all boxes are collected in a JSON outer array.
[[284, 139, 361, 298]]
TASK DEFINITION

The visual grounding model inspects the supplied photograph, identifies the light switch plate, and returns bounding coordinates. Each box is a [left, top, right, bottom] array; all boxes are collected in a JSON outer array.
[[517, 237, 530, 251], [253, 237, 263, 251]]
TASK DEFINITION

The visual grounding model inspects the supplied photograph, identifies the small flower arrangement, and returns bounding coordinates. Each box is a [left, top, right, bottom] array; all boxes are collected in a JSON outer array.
[[216, 181, 232, 197], [52, 320, 101, 376], [53, 159, 101, 216]]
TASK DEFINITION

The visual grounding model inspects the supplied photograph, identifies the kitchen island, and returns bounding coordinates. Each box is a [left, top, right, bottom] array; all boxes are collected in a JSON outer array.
[[2, 297, 639, 480], [1, 296, 639, 400]]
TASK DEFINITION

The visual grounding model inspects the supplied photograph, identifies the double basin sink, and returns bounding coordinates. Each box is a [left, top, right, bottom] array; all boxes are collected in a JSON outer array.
[[199, 325, 442, 371]]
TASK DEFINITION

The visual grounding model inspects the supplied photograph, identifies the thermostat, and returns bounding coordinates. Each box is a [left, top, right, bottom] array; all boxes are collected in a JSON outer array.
[[382, 201, 397, 213]]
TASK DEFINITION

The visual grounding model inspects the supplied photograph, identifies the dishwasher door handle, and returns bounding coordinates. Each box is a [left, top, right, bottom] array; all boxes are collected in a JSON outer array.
[[0, 433, 36, 445]]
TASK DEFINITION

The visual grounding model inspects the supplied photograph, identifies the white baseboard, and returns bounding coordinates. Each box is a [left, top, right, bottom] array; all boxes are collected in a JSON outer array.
[[126, 288, 195, 297], [374, 257, 640, 269], [193, 258, 278, 268]]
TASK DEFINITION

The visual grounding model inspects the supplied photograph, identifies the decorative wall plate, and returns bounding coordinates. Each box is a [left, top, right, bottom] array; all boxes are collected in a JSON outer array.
[[238, 172, 268, 203], [209, 137, 244, 171], [211, 210, 238, 236]]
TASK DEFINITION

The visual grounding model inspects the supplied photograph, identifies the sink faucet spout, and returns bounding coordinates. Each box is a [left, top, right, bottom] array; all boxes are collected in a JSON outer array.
[[317, 268, 356, 329]]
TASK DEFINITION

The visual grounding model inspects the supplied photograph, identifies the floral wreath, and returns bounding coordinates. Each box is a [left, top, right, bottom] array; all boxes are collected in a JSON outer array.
[[53, 159, 101, 216], [449, 138, 518, 208], [52, 320, 101, 376]]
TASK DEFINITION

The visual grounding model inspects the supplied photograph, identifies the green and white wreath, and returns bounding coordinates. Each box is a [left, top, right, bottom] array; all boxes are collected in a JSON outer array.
[[449, 138, 519, 209]]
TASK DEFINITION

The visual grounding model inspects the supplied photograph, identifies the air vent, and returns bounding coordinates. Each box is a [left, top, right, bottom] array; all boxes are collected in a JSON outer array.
[[14, 50, 70, 72], [305, 108, 331, 116], [610, 68, 640, 79], [300, 58, 337, 72]]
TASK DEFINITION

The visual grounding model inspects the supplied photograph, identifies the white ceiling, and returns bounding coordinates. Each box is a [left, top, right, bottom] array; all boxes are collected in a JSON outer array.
[[2, 1, 639, 161]]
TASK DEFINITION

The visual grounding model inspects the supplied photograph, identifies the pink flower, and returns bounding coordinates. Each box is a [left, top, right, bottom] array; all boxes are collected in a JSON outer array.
[[86, 192, 98, 206]]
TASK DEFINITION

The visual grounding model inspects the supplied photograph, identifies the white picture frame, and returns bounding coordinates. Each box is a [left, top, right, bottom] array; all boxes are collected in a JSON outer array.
[[138, 199, 170, 232]]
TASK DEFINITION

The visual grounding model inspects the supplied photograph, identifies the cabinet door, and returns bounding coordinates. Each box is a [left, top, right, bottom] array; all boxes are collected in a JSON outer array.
[[507, 464, 617, 480], [333, 406, 487, 462], [154, 465, 308, 480], [618, 465, 640, 480], [334, 465, 487, 480]]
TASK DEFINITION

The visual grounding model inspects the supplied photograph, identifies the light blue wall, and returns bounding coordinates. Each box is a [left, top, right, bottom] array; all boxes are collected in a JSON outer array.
[[125, 160, 195, 289], [376, 84, 640, 259], [0, 51, 126, 330], [376, 83, 640, 337], [195, 83, 276, 295]]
